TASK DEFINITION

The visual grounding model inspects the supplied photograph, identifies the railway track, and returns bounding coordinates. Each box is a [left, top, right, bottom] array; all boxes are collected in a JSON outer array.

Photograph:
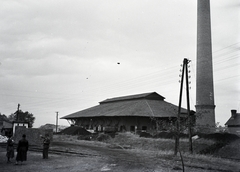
[[1, 141, 239, 171], [0, 142, 99, 157], [1, 141, 240, 163]]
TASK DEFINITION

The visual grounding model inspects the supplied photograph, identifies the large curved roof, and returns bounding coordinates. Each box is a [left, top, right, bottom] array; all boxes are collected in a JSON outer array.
[[61, 92, 188, 119]]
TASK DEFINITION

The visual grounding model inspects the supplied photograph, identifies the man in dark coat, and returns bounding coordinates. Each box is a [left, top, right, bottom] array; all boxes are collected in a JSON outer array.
[[15, 134, 29, 165]]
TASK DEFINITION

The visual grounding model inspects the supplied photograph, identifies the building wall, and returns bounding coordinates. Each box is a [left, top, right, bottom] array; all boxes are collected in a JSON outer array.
[[13, 122, 29, 135], [74, 116, 176, 134], [228, 126, 240, 135], [0, 121, 13, 136]]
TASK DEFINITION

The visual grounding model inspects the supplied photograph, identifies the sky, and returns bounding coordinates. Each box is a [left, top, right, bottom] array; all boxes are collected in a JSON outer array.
[[0, 0, 239, 128]]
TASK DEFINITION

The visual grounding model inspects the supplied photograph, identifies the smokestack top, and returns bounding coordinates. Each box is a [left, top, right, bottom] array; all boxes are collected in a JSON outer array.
[[231, 109, 237, 118]]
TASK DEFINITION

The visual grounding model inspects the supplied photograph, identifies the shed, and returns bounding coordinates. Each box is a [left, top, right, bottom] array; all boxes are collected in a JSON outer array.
[[62, 92, 194, 133], [225, 110, 240, 135]]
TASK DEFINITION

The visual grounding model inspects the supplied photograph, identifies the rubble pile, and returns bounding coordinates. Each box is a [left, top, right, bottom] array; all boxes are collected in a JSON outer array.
[[60, 126, 91, 135], [0, 135, 8, 143]]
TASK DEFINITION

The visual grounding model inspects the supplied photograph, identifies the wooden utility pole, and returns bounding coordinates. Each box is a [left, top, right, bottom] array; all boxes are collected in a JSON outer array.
[[175, 58, 193, 155], [56, 112, 58, 133], [185, 60, 193, 153], [175, 60, 185, 155], [16, 104, 20, 122]]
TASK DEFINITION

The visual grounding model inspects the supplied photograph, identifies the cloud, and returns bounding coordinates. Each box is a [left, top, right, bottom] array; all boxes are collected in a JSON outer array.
[[0, 0, 239, 127]]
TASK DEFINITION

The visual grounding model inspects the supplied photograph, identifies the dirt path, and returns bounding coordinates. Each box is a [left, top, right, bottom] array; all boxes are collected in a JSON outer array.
[[0, 142, 179, 172], [51, 141, 240, 172], [0, 141, 239, 172], [52, 141, 174, 171]]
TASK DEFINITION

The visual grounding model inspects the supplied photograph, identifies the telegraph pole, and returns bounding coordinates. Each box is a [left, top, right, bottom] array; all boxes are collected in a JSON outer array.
[[16, 104, 20, 122], [175, 58, 193, 155], [175, 60, 185, 155], [56, 112, 58, 133], [185, 59, 193, 153]]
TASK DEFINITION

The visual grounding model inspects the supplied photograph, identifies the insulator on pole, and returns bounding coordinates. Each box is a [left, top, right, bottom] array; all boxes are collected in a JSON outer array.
[[179, 75, 182, 77]]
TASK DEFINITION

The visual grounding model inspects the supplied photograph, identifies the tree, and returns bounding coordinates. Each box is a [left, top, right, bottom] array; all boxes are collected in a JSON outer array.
[[8, 110, 36, 128], [0, 113, 8, 121]]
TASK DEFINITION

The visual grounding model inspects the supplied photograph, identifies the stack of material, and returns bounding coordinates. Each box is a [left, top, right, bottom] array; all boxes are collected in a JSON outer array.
[[60, 126, 91, 135]]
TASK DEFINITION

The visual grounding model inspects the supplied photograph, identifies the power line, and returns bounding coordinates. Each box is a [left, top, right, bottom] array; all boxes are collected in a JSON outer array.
[[1, 43, 239, 115], [212, 42, 240, 54]]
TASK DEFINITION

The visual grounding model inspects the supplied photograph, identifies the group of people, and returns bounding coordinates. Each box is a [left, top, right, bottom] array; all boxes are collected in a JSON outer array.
[[6, 133, 51, 165]]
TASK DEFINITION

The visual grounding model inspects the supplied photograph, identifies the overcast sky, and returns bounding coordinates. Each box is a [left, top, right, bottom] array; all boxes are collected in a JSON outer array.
[[0, 0, 239, 128]]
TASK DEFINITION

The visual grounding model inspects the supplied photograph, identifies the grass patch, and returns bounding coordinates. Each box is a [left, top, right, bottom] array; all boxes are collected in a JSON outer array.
[[56, 132, 240, 159], [54, 132, 240, 171], [108, 132, 175, 151], [106, 132, 215, 154]]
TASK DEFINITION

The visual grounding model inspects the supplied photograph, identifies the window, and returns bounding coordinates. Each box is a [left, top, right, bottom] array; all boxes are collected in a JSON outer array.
[[120, 125, 126, 132], [142, 126, 147, 131], [130, 126, 135, 132]]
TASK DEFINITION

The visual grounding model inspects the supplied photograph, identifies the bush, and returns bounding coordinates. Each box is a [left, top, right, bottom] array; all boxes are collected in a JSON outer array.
[[77, 135, 92, 141], [96, 133, 111, 142], [153, 132, 189, 139], [139, 132, 152, 138], [198, 133, 239, 142], [153, 132, 174, 139], [198, 133, 240, 155]]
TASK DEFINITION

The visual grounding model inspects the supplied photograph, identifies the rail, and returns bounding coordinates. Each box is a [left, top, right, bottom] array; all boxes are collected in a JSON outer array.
[[0, 142, 99, 157]]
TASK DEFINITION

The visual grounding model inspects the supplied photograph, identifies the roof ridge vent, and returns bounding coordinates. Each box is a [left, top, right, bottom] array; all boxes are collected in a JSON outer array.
[[99, 92, 165, 104]]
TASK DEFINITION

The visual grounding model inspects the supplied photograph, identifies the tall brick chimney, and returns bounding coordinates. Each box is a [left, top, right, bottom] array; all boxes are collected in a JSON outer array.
[[195, 0, 216, 132]]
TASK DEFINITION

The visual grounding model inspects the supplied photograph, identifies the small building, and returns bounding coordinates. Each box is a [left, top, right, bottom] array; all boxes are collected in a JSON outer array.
[[0, 120, 13, 137], [225, 110, 240, 135], [0, 114, 13, 136], [62, 92, 195, 134], [13, 121, 29, 136]]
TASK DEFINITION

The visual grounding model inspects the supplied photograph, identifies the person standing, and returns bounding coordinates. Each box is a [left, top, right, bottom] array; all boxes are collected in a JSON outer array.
[[41, 133, 50, 159], [15, 134, 29, 165], [6, 136, 14, 163]]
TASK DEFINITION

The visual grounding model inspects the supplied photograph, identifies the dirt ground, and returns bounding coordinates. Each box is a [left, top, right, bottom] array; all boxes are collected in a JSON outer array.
[[0, 145, 178, 172], [0, 140, 240, 172]]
